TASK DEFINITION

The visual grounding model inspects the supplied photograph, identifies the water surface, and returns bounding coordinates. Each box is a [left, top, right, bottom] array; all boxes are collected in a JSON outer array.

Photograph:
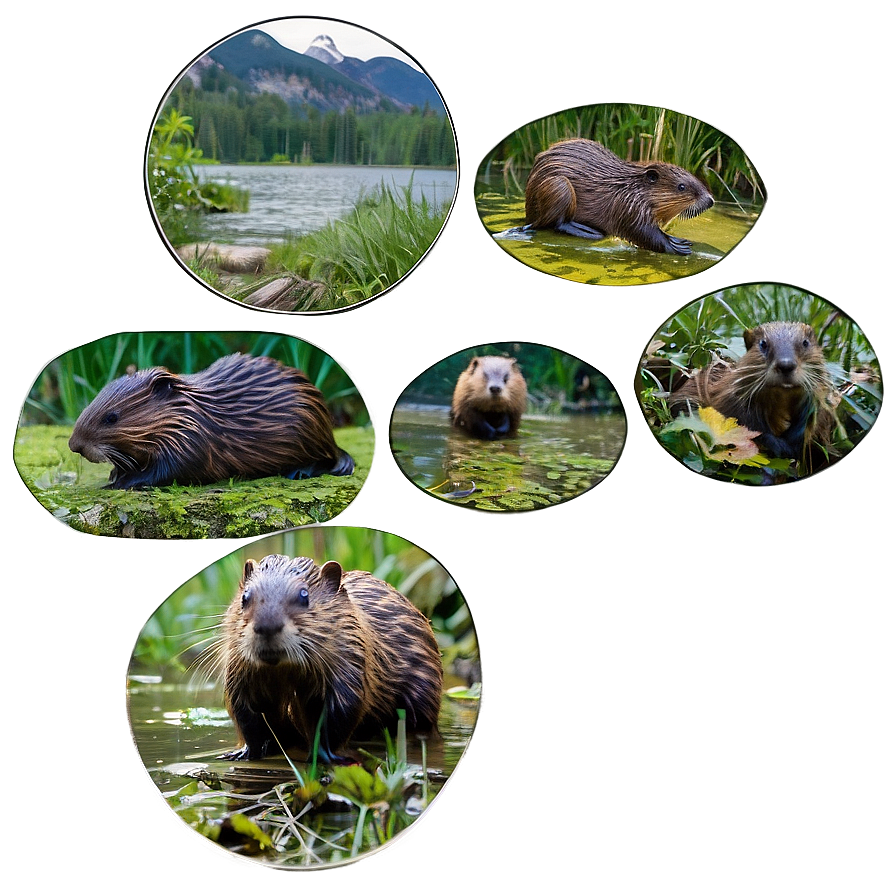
[[199, 164, 457, 244], [476, 180, 760, 285], [391, 406, 626, 511]]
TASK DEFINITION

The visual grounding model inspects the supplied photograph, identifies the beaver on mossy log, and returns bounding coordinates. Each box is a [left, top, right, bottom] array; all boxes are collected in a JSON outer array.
[[217, 554, 444, 762], [514, 138, 714, 255], [450, 356, 528, 440], [669, 321, 837, 462], [68, 353, 355, 489]]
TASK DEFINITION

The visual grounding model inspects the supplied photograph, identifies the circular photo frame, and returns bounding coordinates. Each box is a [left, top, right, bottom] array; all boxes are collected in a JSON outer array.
[[475, 102, 764, 287], [14, 331, 372, 537], [145, 17, 458, 313], [127, 525, 480, 868], [635, 283, 882, 485], [389, 341, 627, 511]]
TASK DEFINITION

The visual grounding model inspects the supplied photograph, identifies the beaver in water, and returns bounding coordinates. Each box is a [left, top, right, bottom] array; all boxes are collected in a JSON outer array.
[[68, 353, 355, 488], [450, 356, 528, 440], [516, 138, 714, 255], [218, 554, 443, 762], [669, 321, 837, 462]]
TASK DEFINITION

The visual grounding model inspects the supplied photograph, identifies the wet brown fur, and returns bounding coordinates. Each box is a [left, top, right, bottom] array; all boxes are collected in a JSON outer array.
[[524, 138, 714, 254], [219, 554, 443, 761], [450, 356, 528, 440], [670, 321, 836, 461], [68, 353, 354, 488]]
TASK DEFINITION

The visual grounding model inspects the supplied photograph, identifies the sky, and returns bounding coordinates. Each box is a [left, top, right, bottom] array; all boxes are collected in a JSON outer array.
[[257, 17, 421, 70]]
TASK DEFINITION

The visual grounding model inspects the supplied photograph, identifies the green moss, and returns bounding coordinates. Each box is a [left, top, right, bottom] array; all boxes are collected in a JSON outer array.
[[13, 425, 373, 539]]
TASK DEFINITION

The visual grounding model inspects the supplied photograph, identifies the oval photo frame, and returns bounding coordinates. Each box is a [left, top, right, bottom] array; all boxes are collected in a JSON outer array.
[[145, 16, 458, 313], [14, 331, 372, 537], [635, 282, 883, 485], [389, 341, 627, 511], [475, 103, 765, 287], [126, 525, 481, 868]]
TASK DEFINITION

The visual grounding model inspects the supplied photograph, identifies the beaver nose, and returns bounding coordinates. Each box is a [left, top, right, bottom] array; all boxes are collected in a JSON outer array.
[[69, 433, 83, 453], [776, 358, 797, 375], [252, 619, 284, 639], [489, 385, 502, 395]]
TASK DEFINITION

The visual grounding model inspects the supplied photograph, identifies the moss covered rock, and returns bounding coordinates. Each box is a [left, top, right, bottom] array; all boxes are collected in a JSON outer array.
[[13, 425, 373, 538]]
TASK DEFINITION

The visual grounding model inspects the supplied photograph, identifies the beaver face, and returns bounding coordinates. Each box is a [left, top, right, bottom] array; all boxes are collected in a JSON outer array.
[[68, 367, 183, 468], [233, 556, 344, 669], [465, 357, 522, 408], [742, 322, 822, 391], [642, 163, 714, 226]]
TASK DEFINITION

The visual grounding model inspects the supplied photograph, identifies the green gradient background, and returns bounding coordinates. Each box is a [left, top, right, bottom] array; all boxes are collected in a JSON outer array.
[[2, 0, 896, 896]]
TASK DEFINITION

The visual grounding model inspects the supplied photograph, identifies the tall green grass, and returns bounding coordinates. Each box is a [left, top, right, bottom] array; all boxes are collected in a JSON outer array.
[[130, 528, 470, 673], [22, 332, 365, 426], [398, 342, 623, 410], [264, 180, 451, 309], [487, 103, 765, 203]]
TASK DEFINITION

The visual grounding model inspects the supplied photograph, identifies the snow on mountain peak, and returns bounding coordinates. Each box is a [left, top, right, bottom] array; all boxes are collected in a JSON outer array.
[[305, 34, 344, 64]]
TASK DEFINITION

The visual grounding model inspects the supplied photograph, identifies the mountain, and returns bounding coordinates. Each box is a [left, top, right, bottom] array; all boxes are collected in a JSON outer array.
[[304, 34, 445, 112], [189, 29, 444, 114]]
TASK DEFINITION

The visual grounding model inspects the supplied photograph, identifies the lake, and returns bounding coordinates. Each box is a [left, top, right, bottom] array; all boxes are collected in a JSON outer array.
[[198, 164, 457, 244]]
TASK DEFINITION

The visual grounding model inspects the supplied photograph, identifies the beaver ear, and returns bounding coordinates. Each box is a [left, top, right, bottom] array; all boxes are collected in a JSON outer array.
[[150, 369, 181, 397], [743, 328, 758, 350], [318, 560, 344, 597], [241, 559, 258, 587], [468, 358, 480, 372], [643, 167, 660, 184]]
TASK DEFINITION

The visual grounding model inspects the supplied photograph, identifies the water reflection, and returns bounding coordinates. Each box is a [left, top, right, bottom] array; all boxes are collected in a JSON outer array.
[[128, 680, 475, 780]]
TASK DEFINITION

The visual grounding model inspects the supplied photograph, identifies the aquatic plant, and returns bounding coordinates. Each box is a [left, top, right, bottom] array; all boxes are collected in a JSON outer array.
[[147, 108, 249, 244]]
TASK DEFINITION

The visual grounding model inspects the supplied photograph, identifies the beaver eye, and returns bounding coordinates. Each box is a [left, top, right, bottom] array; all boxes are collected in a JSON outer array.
[[802, 338, 810, 348], [102, 411, 119, 425], [296, 587, 310, 608], [241, 589, 253, 608], [758, 339, 768, 353], [677, 182, 687, 192]]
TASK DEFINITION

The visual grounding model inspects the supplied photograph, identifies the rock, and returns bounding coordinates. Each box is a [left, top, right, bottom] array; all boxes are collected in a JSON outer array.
[[177, 242, 271, 273]]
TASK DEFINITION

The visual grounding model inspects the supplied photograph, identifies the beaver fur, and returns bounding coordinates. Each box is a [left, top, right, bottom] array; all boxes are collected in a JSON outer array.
[[450, 356, 528, 440], [521, 138, 713, 255], [68, 353, 355, 488], [669, 321, 836, 461], [219, 554, 443, 762]]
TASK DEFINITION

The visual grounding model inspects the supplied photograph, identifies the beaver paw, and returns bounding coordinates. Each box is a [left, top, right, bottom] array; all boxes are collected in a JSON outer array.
[[218, 745, 252, 761], [666, 236, 693, 255], [556, 221, 606, 240]]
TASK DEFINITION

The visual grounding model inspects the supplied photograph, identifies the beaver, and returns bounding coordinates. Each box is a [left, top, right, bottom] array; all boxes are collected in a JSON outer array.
[[218, 554, 443, 762], [518, 138, 713, 255], [669, 321, 837, 461], [450, 356, 528, 440], [68, 353, 355, 489]]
